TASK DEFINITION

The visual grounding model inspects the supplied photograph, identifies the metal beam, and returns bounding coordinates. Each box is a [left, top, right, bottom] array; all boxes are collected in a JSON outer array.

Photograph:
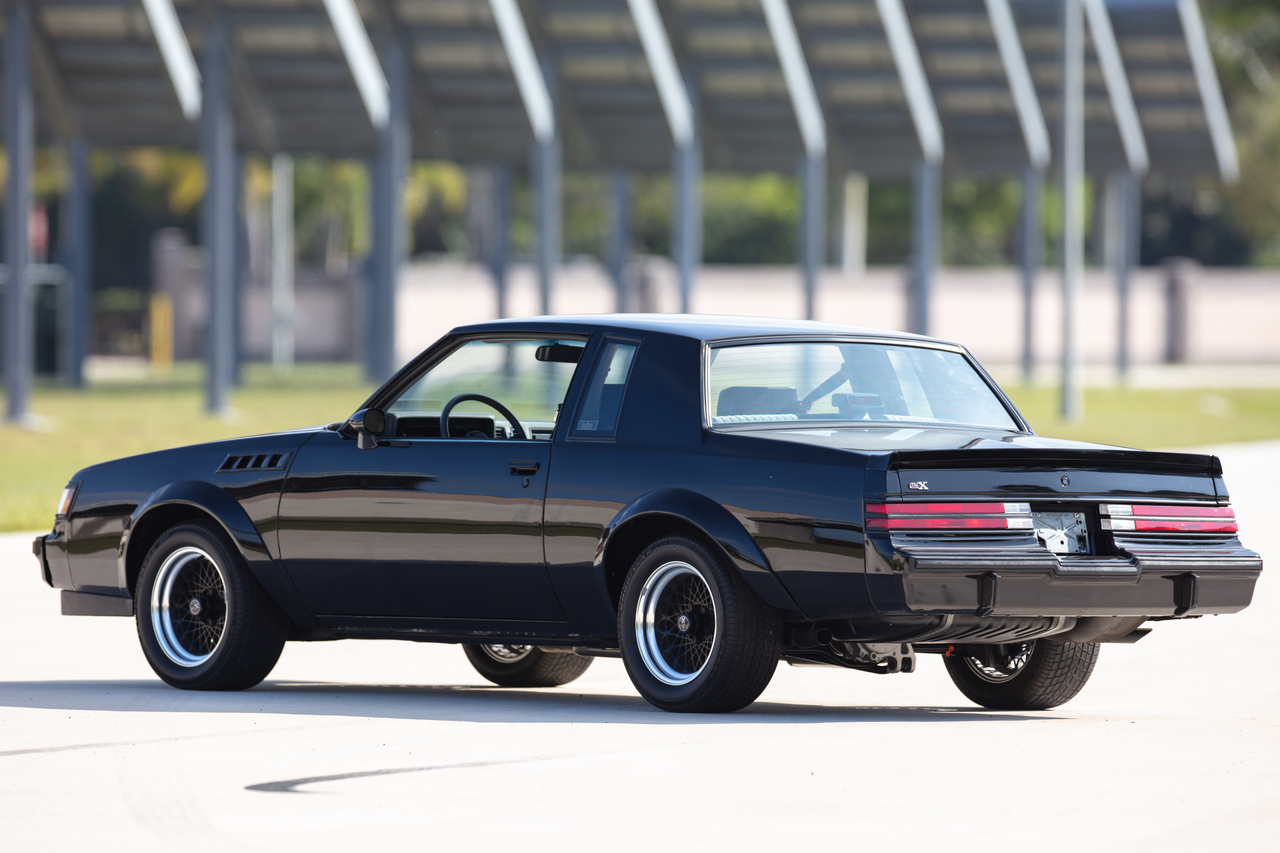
[[625, 0, 693, 148], [322, 0, 390, 130], [489, 0, 554, 144], [761, 0, 826, 159], [140, 0, 202, 121], [271, 153, 294, 371], [875, 0, 943, 164], [62, 139, 92, 388], [1019, 166, 1042, 385], [984, 0, 1050, 171], [201, 20, 236, 416], [532, 57, 561, 316], [4, 0, 35, 423], [607, 170, 631, 313], [491, 165, 512, 319], [908, 159, 940, 336], [1060, 0, 1085, 421], [1083, 0, 1148, 175], [671, 71, 701, 315], [841, 173, 868, 278], [1177, 0, 1239, 181], [368, 38, 409, 381]]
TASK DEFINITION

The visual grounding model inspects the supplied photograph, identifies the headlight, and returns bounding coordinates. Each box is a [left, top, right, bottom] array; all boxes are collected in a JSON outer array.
[[56, 485, 78, 518]]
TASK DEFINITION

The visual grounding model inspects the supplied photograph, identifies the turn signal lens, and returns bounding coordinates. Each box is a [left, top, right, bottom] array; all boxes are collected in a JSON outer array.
[[56, 485, 77, 517]]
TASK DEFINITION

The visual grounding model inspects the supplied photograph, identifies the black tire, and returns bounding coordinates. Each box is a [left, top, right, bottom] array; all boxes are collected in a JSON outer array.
[[135, 521, 289, 691], [943, 640, 1100, 711], [462, 644, 593, 687], [618, 535, 781, 713]]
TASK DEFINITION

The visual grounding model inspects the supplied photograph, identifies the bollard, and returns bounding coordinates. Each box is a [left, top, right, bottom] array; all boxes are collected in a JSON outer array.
[[1163, 257, 1194, 363]]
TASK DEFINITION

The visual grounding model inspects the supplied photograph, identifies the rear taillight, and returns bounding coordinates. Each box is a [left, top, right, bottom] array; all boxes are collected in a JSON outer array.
[[1101, 504, 1237, 534], [865, 502, 1033, 531]]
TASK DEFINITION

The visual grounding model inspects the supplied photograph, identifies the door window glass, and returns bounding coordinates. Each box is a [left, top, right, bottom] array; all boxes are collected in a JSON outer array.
[[387, 338, 585, 439], [572, 341, 638, 437]]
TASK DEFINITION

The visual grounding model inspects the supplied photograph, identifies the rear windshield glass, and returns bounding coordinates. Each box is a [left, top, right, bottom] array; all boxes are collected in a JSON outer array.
[[707, 342, 1018, 431]]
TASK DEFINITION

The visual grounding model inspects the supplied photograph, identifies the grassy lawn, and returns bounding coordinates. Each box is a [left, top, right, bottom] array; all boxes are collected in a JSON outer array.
[[3, 362, 1279, 532]]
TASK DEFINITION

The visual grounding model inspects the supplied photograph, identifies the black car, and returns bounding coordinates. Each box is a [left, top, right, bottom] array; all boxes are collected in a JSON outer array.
[[35, 316, 1262, 713]]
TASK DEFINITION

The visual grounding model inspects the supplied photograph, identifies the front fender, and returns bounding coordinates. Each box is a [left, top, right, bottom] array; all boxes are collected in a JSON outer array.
[[121, 480, 316, 628], [600, 488, 805, 620]]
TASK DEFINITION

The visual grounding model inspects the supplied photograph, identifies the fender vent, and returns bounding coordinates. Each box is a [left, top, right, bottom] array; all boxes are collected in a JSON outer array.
[[217, 452, 289, 473]]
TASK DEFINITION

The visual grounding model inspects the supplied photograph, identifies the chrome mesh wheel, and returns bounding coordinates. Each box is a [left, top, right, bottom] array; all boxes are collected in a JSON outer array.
[[479, 644, 533, 664], [635, 561, 717, 686], [962, 643, 1034, 683], [149, 546, 228, 667]]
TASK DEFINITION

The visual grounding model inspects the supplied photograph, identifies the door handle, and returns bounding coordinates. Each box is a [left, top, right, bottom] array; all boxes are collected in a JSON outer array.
[[510, 461, 541, 475]]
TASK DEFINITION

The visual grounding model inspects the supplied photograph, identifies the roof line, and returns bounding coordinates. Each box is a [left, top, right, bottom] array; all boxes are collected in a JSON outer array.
[[875, 0, 943, 164], [1176, 0, 1239, 182], [140, 0, 201, 121], [984, 0, 1050, 171], [626, 0, 694, 148], [760, 0, 826, 158], [1083, 0, 1148, 174], [488, 0, 555, 143], [321, 0, 390, 130]]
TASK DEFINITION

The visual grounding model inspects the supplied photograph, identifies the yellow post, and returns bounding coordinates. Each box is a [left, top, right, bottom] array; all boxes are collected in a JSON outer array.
[[149, 291, 174, 375]]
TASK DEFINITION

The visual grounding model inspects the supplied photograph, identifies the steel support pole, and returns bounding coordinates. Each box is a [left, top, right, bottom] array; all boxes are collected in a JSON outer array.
[[271, 153, 295, 371], [841, 172, 868, 277], [232, 152, 245, 386], [490, 165, 512, 319], [671, 130, 701, 315], [368, 39, 409, 382], [1019, 166, 1043, 385], [1115, 169, 1139, 381], [62, 139, 92, 388], [3, 0, 34, 422], [1060, 0, 1085, 421], [607, 170, 630, 313], [532, 59, 560, 317], [908, 160, 940, 336], [200, 21, 235, 416], [798, 153, 826, 321]]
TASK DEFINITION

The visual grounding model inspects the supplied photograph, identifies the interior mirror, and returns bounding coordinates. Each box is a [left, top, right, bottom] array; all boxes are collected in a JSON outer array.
[[349, 408, 385, 449], [535, 344, 583, 364]]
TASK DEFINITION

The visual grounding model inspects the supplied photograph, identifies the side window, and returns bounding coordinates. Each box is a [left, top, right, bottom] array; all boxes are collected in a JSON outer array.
[[571, 341, 638, 438], [386, 338, 585, 439]]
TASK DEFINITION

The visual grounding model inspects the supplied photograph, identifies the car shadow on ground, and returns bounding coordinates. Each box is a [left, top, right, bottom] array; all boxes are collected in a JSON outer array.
[[0, 678, 1064, 728]]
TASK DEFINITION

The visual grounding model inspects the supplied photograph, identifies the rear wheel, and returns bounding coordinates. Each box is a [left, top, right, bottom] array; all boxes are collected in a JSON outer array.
[[619, 536, 781, 713], [943, 639, 1100, 710], [135, 521, 289, 690], [462, 644, 593, 687]]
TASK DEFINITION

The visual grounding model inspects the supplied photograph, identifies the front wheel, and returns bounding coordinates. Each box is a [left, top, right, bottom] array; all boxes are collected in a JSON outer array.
[[943, 639, 1100, 710], [619, 536, 781, 713], [462, 644, 593, 687], [135, 521, 289, 690]]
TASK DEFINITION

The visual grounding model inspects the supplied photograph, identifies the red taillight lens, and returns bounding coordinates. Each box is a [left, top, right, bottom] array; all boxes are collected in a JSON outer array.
[[1102, 504, 1237, 534], [866, 501, 1032, 531]]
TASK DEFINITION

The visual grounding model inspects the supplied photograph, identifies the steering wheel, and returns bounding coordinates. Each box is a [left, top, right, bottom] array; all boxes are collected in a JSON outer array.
[[440, 394, 527, 440]]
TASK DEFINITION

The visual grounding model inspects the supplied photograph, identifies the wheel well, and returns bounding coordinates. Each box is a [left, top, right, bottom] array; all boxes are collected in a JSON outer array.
[[603, 514, 722, 612], [125, 504, 222, 596]]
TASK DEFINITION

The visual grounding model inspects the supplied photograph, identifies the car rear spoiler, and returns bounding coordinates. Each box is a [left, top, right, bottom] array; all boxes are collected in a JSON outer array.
[[887, 448, 1222, 477]]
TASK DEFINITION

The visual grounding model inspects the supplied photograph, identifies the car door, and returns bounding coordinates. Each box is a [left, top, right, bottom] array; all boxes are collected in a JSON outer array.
[[276, 336, 586, 622]]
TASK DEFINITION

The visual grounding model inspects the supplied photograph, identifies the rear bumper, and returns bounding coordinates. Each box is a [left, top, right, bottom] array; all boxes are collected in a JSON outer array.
[[869, 544, 1261, 617]]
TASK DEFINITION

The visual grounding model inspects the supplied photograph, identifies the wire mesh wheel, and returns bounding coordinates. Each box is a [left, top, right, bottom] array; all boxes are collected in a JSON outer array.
[[635, 560, 718, 686], [150, 546, 228, 667]]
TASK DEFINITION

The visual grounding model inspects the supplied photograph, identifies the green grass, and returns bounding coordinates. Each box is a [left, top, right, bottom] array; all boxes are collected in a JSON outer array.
[[3, 364, 1279, 532]]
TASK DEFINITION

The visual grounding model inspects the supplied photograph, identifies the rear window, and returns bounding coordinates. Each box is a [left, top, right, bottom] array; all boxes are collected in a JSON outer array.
[[707, 341, 1018, 431]]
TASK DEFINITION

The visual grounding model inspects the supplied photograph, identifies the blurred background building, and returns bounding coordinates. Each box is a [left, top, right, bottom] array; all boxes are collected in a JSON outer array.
[[0, 0, 1277, 420]]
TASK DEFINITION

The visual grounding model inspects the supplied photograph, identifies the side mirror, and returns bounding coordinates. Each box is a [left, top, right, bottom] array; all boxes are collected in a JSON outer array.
[[349, 408, 386, 450]]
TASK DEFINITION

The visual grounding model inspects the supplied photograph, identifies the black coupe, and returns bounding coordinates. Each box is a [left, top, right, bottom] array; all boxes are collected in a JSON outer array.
[[35, 316, 1262, 713]]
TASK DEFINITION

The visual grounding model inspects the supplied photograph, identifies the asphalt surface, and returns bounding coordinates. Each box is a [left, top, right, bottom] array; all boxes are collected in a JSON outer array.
[[3, 442, 1277, 852]]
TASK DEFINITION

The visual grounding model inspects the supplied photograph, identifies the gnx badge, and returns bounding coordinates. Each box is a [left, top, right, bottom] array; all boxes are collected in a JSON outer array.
[[908, 481, 928, 491], [1061, 476, 1071, 487]]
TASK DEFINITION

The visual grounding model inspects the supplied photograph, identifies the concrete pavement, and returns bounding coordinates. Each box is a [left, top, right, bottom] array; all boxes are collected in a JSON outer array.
[[2, 442, 1277, 851]]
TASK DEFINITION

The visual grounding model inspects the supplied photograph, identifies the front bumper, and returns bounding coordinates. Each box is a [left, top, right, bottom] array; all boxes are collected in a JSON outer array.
[[867, 541, 1262, 617], [32, 535, 52, 587]]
